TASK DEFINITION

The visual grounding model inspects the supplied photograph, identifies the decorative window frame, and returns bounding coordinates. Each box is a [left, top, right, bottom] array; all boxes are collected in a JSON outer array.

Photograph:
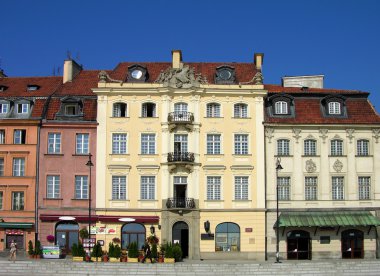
[[321, 95, 347, 118], [215, 65, 236, 84], [266, 94, 295, 118]]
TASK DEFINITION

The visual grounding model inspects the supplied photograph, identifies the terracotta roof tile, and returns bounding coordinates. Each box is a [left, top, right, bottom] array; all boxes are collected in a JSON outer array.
[[0, 76, 62, 97], [265, 84, 367, 95], [56, 70, 102, 96], [30, 99, 47, 118]]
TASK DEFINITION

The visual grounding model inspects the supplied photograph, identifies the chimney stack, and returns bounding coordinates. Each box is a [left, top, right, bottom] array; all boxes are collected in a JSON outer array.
[[254, 53, 264, 71], [63, 59, 82, 83], [172, 50, 183, 69]]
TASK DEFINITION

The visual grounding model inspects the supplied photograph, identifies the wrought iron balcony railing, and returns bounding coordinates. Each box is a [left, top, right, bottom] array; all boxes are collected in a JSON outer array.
[[166, 197, 196, 209], [168, 112, 194, 123], [167, 152, 195, 163]]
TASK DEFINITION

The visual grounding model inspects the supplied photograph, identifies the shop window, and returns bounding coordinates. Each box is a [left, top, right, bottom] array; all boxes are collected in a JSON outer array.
[[56, 222, 79, 254], [215, 222, 240, 252], [121, 223, 146, 250]]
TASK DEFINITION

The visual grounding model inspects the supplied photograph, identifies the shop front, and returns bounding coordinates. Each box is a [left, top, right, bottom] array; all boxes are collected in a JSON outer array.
[[0, 222, 34, 251]]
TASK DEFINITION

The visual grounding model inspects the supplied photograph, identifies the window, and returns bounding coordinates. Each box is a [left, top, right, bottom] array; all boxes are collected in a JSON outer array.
[[112, 176, 127, 200], [113, 103, 127, 117], [357, 140, 369, 156], [207, 176, 221, 200], [174, 103, 188, 112], [275, 101, 288, 114], [112, 133, 127, 154], [277, 177, 290, 200], [328, 102, 341, 114], [207, 134, 221, 155], [174, 176, 187, 185], [76, 134, 89, 154], [141, 134, 156, 154], [330, 140, 343, 156], [0, 191, 3, 209], [215, 222, 240, 252], [12, 192, 24, 210], [277, 139, 290, 156], [121, 223, 146, 250], [27, 85, 39, 91], [0, 103, 9, 113], [0, 158, 3, 176], [141, 176, 155, 200], [234, 104, 247, 118], [65, 105, 77, 115], [14, 130, 26, 144], [234, 134, 248, 155], [358, 177, 370, 200], [304, 139, 316, 156], [75, 176, 88, 199], [305, 177, 317, 200], [142, 103, 156, 117], [16, 103, 29, 114], [332, 177, 344, 200], [206, 103, 220, 117], [0, 130, 4, 144], [12, 158, 25, 176], [48, 133, 61, 153], [234, 176, 248, 200], [47, 175, 60, 199]]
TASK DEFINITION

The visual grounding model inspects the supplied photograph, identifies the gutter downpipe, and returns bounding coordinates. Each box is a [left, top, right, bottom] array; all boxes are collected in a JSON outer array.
[[263, 123, 268, 261]]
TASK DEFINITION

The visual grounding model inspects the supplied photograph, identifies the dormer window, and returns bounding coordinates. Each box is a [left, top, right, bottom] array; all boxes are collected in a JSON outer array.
[[65, 105, 77, 115], [55, 96, 83, 120], [0, 85, 8, 92], [17, 103, 29, 114], [215, 65, 236, 84], [266, 94, 294, 118], [27, 84, 40, 91], [127, 64, 148, 83], [322, 95, 347, 118], [328, 102, 341, 115], [275, 101, 288, 115], [0, 103, 9, 113]]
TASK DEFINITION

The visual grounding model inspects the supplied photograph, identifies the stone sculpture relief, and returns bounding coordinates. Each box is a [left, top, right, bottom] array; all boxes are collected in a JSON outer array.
[[333, 159, 343, 172], [305, 159, 317, 173], [155, 65, 208, 88]]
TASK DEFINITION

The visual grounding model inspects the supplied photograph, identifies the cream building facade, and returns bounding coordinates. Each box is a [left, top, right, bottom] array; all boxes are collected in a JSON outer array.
[[93, 51, 267, 260]]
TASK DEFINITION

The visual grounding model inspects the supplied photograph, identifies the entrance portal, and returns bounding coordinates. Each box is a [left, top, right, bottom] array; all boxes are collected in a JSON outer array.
[[287, 230, 311, 260], [172, 221, 189, 258], [341, 229, 364, 259]]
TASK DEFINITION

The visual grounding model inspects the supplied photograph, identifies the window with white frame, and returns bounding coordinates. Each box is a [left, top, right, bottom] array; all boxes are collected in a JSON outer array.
[[207, 176, 221, 200], [277, 177, 290, 200], [12, 191, 24, 210], [274, 101, 288, 114], [0, 158, 3, 176], [0, 103, 9, 113], [142, 103, 156, 117], [357, 139, 369, 156], [75, 176, 88, 199], [112, 176, 127, 200], [48, 133, 61, 153], [328, 102, 341, 114], [234, 176, 248, 200], [234, 134, 248, 155], [277, 139, 290, 156], [0, 130, 4, 144], [358, 177, 370, 200], [304, 139, 316, 156], [47, 175, 60, 199], [12, 158, 25, 176], [305, 177, 317, 200], [112, 133, 127, 154], [113, 103, 127, 117], [330, 139, 343, 156], [206, 103, 220, 117], [76, 133, 89, 154], [332, 176, 344, 200], [141, 134, 156, 154], [17, 103, 29, 114], [14, 129, 26, 144], [234, 104, 247, 118], [141, 176, 155, 200], [174, 176, 187, 185], [0, 191, 3, 209], [207, 134, 221, 154], [174, 103, 188, 112]]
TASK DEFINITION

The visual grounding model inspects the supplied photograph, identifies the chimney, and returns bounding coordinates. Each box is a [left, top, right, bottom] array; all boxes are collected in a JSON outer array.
[[0, 69, 7, 78], [63, 59, 82, 83], [172, 50, 183, 69], [254, 53, 264, 70], [282, 75, 324, 89]]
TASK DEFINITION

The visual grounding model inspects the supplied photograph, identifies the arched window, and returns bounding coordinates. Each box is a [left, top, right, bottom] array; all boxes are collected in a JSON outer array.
[[113, 102, 127, 117], [206, 103, 220, 118], [174, 102, 188, 112], [234, 104, 247, 118], [142, 103, 156, 117], [274, 101, 288, 114], [328, 102, 341, 114], [215, 222, 240, 252], [121, 223, 146, 250], [55, 222, 79, 253]]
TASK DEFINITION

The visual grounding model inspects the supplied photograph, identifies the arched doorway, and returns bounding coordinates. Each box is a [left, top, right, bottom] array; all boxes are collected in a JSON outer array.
[[121, 223, 146, 250], [55, 222, 79, 254], [287, 230, 311, 260], [341, 229, 364, 259], [172, 221, 189, 258]]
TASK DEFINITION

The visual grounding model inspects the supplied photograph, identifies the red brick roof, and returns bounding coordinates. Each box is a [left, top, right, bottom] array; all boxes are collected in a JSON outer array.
[[0, 76, 62, 97]]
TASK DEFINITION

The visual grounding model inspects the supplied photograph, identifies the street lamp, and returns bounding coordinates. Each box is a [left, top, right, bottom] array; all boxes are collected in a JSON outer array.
[[86, 153, 94, 260], [275, 157, 283, 263]]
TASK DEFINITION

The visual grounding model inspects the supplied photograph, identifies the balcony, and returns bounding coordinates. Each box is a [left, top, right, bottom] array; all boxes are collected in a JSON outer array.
[[167, 152, 195, 173], [168, 112, 194, 132], [166, 197, 196, 209]]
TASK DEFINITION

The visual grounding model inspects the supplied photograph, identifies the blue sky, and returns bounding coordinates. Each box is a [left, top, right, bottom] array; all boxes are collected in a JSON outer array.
[[1, 0, 380, 111]]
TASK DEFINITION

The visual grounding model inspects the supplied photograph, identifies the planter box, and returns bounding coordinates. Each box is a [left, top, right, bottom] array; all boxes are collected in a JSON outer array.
[[164, 258, 175, 263], [91, 257, 101, 262], [72, 256, 84, 262], [109, 257, 120, 262], [127, 257, 139, 263]]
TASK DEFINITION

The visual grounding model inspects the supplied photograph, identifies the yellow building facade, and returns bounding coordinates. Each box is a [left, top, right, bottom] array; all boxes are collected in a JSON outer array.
[[93, 51, 267, 260]]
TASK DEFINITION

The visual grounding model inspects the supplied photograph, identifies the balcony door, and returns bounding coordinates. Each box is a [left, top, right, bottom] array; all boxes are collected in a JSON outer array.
[[174, 134, 188, 158], [174, 176, 187, 208]]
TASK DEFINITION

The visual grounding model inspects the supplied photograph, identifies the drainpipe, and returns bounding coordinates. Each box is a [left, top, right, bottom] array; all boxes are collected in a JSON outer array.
[[263, 123, 268, 261], [35, 121, 41, 246]]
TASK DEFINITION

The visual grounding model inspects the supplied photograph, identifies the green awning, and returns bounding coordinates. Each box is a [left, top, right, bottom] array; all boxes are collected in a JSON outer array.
[[0, 222, 34, 229], [277, 211, 380, 227]]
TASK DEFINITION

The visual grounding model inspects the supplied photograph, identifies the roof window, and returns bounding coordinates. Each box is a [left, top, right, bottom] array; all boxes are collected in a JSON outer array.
[[27, 85, 40, 91], [0, 85, 8, 92]]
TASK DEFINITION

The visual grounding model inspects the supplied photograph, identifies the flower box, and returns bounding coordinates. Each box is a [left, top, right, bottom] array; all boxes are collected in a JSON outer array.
[[127, 257, 139, 263], [72, 256, 84, 262], [164, 258, 175, 263], [109, 257, 120, 262]]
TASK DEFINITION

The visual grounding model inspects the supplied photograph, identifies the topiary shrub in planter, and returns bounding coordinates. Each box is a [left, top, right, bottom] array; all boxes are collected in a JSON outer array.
[[72, 242, 85, 261], [172, 243, 183, 262], [34, 240, 42, 258], [91, 242, 103, 262], [79, 228, 89, 242], [108, 242, 121, 262], [164, 242, 175, 263], [151, 243, 158, 261], [28, 240, 34, 258], [127, 242, 139, 262]]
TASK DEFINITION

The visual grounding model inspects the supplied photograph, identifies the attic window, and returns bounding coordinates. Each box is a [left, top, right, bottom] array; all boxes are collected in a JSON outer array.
[[321, 95, 346, 118], [215, 66, 236, 84], [17, 103, 29, 114], [27, 85, 40, 91], [127, 64, 148, 82], [0, 85, 8, 92], [65, 105, 77, 115]]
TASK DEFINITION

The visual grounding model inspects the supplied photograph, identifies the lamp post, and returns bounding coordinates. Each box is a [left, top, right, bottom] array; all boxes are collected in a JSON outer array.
[[86, 153, 94, 259], [275, 157, 283, 263]]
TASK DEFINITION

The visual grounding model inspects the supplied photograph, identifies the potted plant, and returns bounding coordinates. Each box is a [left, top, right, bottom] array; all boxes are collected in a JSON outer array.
[[127, 242, 139, 262], [112, 237, 121, 244], [151, 243, 158, 262], [46, 235, 55, 244], [72, 242, 85, 261], [79, 228, 89, 242], [28, 240, 34, 258], [102, 251, 109, 262], [164, 242, 175, 263], [91, 242, 103, 262], [34, 240, 42, 259], [173, 243, 183, 262], [147, 235, 159, 245]]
